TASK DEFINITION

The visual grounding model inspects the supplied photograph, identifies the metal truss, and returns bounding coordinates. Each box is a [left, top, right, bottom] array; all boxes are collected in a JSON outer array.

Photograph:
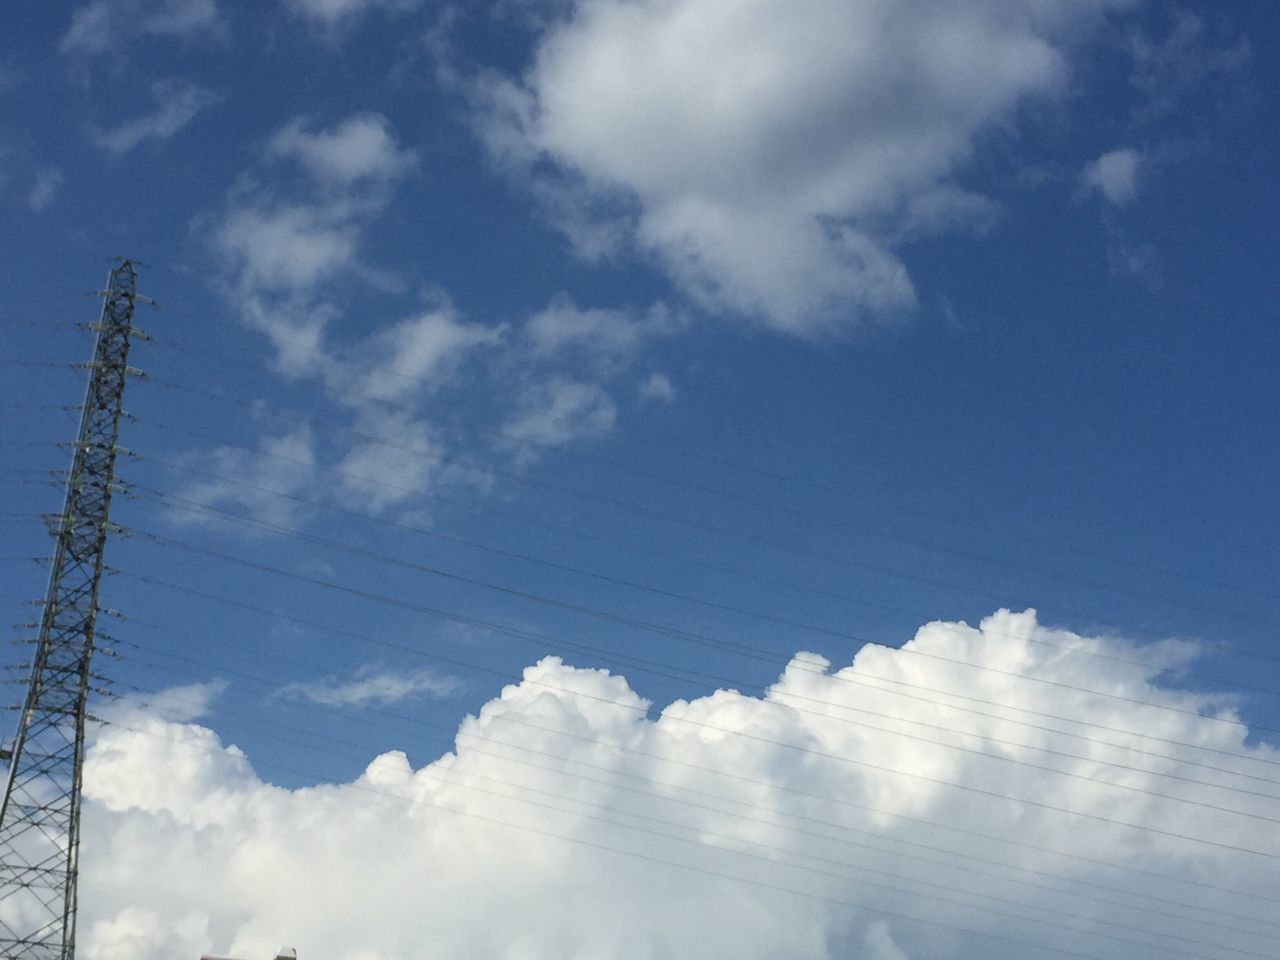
[[0, 261, 146, 959]]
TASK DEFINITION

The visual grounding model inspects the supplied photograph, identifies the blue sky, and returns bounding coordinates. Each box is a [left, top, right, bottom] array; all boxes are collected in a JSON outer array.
[[1, 2, 1279, 958]]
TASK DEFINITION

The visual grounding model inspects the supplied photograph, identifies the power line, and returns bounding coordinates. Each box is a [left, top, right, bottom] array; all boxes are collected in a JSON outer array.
[[148, 316, 1280, 604], [108, 477, 1280, 786], [125, 403, 1280, 669], [111, 564, 1280, 905], [114, 627, 1280, 938], [121, 495, 1280, 762], [110, 490, 1280, 807], [137, 366, 1280, 633], [92, 682, 1279, 960], [12, 485, 1277, 787], [106, 528, 1280, 858], [123, 460, 1280, 701]]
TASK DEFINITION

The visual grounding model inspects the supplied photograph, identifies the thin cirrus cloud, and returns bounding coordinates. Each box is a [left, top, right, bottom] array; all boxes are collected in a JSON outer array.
[[26, 167, 64, 212], [92, 79, 223, 155], [284, 0, 423, 28], [78, 609, 1280, 959], [61, 0, 221, 54], [475, 0, 1137, 336], [274, 665, 460, 708]]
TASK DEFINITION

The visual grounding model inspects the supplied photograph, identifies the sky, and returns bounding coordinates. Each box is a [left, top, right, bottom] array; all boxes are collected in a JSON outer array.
[[1, 1, 1279, 958]]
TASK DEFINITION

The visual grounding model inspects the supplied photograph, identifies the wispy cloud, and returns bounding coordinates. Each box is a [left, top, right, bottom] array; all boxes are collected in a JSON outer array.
[[1129, 10, 1252, 120], [275, 666, 459, 708], [93, 79, 222, 155], [62, 0, 222, 55], [284, 0, 422, 29], [26, 168, 64, 212], [638, 372, 676, 404]]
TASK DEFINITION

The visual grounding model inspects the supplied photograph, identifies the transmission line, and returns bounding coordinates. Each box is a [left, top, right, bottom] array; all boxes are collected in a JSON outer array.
[[119, 497, 1280, 756], [111, 627, 1280, 939], [90, 682, 1279, 960], [98, 524, 1280, 859], [146, 317, 1280, 604]]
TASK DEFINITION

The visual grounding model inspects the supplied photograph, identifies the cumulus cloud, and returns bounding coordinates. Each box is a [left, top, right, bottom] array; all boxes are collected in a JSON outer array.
[[275, 665, 460, 708], [77, 609, 1280, 959], [62, 0, 221, 54], [268, 114, 418, 188], [476, 0, 1134, 334], [93, 79, 222, 155], [1081, 148, 1143, 207]]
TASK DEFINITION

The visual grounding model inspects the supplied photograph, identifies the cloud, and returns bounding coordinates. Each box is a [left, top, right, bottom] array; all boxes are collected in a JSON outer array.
[[62, 0, 220, 54], [215, 202, 363, 295], [502, 376, 617, 459], [1080, 148, 1143, 206], [475, 0, 1133, 335], [275, 666, 460, 708], [524, 296, 679, 373], [333, 407, 442, 511], [1128, 10, 1252, 120], [638, 372, 676, 404], [93, 79, 222, 155], [26, 167, 63, 212], [284, 0, 422, 27], [268, 114, 417, 188], [76, 609, 1280, 959], [193, 116, 673, 524], [170, 426, 318, 527], [109, 681, 228, 725], [211, 113, 414, 332], [342, 306, 506, 402]]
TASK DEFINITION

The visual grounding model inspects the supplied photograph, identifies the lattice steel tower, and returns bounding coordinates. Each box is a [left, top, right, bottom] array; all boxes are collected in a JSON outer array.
[[0, 261, 146, 959]]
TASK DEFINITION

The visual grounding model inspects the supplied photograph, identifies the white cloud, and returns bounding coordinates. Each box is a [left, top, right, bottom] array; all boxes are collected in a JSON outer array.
[[502, 376, 617, 458], [343, 307, 505, 402], [215, 202, 363, 295], [111, 681, 228, 725], [638, 371, 676, 404], [211, 112, 416, 353], [477, 0, 1133, 335], [93, 79, 222, 155], [170, 427, 318, 527], [1081, 148, 1143, 207], [524, 296, 679, 373], [334, 407, 441, 511], [276, 666, 459, 708], [27, 167, 63, 212], [285, 0, 422, 27], [268, 114, 417, 188], [62, 0, 220, 54], [76, 609, 1280, 959]]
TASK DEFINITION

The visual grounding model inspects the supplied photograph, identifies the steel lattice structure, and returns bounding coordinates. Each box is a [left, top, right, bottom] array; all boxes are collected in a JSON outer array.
[[0, 261, 145, 959]]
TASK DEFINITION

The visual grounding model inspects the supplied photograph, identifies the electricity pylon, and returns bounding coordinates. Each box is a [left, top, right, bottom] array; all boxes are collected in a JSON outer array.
[[0, 261, 147, 959]]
